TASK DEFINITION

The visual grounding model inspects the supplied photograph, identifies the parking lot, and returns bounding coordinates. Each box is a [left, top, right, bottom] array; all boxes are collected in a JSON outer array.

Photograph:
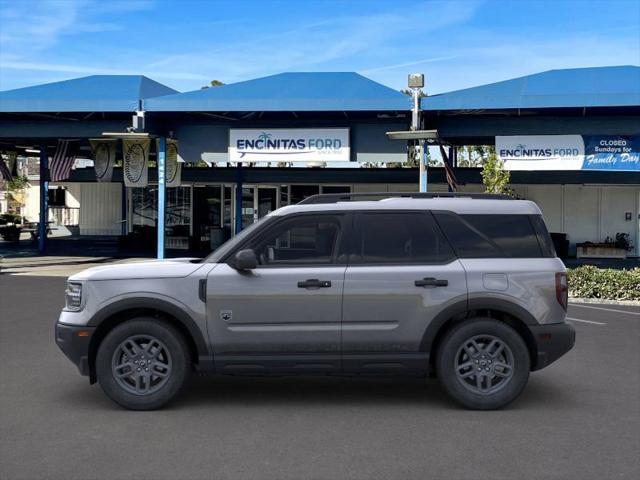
[[1, 274, 638, 480]]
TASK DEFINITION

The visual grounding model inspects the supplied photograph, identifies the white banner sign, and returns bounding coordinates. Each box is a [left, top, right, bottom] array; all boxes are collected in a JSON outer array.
[[229, 128, 350, 163], [90, 139, 116, 182], [496, 135, 585, 170], [123, 138, 150, 187]]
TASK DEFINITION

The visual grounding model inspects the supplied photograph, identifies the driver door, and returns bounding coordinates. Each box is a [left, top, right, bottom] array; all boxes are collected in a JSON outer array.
[[206, 213, 348, 373]]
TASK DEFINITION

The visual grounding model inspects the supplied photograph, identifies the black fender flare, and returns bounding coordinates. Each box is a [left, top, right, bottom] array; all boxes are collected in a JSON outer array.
[[419, 297, 538, 353], [87, 297, 210, 358], [467, 297, 539, 326]]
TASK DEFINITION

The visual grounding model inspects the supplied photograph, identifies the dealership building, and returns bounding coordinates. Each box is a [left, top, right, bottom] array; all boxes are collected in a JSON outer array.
[[0, 66, 638, 258]]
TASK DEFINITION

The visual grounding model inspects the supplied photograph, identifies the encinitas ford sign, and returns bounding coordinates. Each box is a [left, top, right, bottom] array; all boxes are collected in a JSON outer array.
[[497, 135, 640, 171], [229, 128, 350, 162], [496, 135, 585, 170]]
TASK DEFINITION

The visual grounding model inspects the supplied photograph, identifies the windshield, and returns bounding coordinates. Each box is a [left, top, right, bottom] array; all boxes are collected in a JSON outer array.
[[201, 215, 273, 263]]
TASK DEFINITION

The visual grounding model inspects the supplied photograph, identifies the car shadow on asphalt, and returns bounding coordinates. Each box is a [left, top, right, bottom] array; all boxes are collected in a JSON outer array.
[[57, 373, 575, 412], [58, 375, 575, 410]]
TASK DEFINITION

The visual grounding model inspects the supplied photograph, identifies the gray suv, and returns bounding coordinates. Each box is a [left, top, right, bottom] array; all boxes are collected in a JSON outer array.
[[56, 193, 575, 410]]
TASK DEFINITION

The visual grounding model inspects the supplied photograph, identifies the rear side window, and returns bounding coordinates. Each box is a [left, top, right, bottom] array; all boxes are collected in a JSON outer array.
[[352, 212, 455, 264], [434, 212, 545, 258]]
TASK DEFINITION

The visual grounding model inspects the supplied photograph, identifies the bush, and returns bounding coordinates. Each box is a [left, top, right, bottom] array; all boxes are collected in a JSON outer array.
[[568, 265, 640, 301]]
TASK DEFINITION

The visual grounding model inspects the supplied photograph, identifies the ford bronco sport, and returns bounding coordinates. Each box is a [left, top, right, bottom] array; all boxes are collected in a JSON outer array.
[[56, 193, 575, 410]]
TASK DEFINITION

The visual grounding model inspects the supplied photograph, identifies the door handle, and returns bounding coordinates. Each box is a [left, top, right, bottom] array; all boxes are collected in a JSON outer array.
[[415, 277, 448, 287], [297, 279, 332, 288]]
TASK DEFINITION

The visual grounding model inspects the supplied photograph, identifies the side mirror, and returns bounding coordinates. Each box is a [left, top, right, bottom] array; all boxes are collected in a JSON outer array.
[[232, 249, 258, 271]]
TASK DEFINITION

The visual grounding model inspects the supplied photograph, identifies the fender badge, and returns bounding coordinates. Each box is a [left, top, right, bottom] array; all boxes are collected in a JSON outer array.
[[220, 310, 232, 322]]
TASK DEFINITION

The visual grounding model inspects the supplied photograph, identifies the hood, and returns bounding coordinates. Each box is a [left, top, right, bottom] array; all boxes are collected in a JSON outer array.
[[69, 258, 204, 281]]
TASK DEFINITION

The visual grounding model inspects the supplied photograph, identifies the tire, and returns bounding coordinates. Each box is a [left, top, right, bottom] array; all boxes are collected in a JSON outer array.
[[96, 317, 191, 410], [436, 318, 530, 410]]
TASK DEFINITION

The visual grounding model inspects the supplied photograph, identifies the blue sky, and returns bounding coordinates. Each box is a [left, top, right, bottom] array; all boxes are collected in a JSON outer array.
[[0, 0, 638, 94]]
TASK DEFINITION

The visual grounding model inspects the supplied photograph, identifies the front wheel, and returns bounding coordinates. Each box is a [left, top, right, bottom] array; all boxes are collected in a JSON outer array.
[[96, 318, 191, 410], [436, 318, 530, 410]]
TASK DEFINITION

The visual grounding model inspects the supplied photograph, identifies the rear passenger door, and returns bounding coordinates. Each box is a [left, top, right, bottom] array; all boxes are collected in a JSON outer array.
[[341, 211, 467, 373]]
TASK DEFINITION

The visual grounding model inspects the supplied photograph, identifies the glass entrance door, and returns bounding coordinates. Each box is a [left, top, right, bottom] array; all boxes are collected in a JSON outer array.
[[234, 185, 279, 232]]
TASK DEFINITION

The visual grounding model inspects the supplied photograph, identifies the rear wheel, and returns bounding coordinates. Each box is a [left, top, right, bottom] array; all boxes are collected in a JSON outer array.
[[96, 318, 191, 410], [436, 318, 530, 410]]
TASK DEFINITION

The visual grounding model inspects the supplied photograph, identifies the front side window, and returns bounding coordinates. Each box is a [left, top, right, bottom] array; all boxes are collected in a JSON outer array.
[[249, 215, 342, 266], [352, 212, 455, 264]]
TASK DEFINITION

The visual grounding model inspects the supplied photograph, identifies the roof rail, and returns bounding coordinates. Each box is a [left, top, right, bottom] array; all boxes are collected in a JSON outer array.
[[298, 192, 514, 205]]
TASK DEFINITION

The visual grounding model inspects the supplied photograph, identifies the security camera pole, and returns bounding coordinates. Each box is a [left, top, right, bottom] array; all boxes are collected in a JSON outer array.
[[386, 74, 438, 191], [408, 73, 427, 192]]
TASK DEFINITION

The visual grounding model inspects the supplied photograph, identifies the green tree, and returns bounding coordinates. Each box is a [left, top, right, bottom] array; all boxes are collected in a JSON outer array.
[[201, 79, 225, 89], [5, 175, 30, 214], [481, 150, 511, 194], [457, 145, 495, 167]]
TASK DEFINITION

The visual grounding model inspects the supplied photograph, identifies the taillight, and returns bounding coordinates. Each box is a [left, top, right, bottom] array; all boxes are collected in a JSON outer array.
[[555, 272, 568, 310]]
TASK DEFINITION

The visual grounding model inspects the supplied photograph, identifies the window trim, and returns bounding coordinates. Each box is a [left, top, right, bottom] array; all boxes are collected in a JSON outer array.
[[348, 210, 458, 267], [530, 214, 557, 258], [222, 211, 350, 268]]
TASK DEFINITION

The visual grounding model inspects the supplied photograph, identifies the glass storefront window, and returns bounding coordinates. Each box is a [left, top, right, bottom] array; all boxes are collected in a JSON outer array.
[[130, 186, 191, 250], [166, 187, 191, 250], [280, 185, 290, 207], [131, 187, 157, 229], [290, 185, 320, 204], [193, 186, 224, 252], [321, 185, 351, 194], [224, 186, 233, 233]]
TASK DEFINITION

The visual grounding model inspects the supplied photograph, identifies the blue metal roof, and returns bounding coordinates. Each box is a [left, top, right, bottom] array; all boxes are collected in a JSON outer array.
[[422, 66, 640, 111], [0, 75, 178, 113], [145, 72, 411, 112]]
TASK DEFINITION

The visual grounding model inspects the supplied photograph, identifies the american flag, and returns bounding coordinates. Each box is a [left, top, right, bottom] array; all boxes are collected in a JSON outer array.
[[439, 145, 458, 191], [49, 140, 78, 182], [0, 156, 12, 181]]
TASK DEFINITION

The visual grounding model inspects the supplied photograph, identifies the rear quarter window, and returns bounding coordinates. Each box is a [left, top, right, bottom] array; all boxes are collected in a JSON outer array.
[[434, 212, 547, 258]]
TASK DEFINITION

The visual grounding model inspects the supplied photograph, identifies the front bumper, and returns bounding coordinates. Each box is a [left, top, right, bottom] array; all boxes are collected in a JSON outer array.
[[530, 322, 576, 371], [55, 323, 95, 376]]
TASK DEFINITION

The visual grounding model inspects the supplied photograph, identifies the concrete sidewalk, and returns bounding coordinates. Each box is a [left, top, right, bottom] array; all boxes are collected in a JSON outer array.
[[0, 255, 148, 277]]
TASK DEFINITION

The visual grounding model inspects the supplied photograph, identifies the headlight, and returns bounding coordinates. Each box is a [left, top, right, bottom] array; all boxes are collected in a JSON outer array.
[[64, 282, 83, 311]]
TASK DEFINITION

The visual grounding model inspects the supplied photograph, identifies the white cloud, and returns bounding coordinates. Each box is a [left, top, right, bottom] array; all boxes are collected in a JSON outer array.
[[0, 59, 209, 84], [134, 1, 484, 90], [361, 56, 459, 74], [1, 0, 637, 95], [418, 30, 640, 94], [0, 0, 153, 56]]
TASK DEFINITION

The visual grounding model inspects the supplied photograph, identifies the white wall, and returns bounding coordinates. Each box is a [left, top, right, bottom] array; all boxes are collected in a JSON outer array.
[[515, 184, 639, 256], [77, 182, 122, 235], [599, 187, 639, 252], [22, 182, 40, 222]]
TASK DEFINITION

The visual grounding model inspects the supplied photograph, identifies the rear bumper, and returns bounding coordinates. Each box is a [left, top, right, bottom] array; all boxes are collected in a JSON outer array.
[[530, 322, 576, 371], [55, 323, 95, 376]]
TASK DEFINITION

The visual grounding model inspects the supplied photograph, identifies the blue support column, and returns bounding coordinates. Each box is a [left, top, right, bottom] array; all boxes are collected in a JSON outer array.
[[38, 145, 48, 254], [157, 137, 166, 259], [419, 140, 428, 192], [234, 163, 243, 235]]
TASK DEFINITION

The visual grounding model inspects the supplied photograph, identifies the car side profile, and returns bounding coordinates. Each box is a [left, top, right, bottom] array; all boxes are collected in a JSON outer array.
[[56, 192, 575, 410]]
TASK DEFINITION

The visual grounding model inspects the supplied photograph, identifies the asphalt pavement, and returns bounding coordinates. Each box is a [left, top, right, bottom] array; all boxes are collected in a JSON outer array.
[[1, 274, 638, 480]]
